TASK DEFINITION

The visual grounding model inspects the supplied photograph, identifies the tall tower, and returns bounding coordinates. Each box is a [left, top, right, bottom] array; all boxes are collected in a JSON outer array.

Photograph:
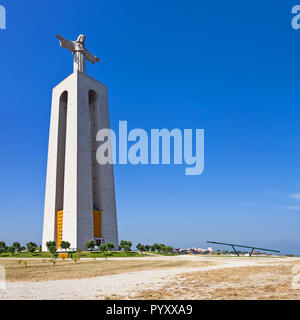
[[42, 34, 119, 251]]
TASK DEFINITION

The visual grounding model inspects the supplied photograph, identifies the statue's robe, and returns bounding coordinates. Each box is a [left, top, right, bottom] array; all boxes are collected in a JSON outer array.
[[57, 36, 100, 73]]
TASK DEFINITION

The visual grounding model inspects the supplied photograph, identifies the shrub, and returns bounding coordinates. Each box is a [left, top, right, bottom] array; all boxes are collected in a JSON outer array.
[[8, 246, 15, 256], [106, 242, 115, 253], [86, 240, 96, 251], [160, 244, 167, 253], [151, 243, 160, 252], [26, 242, 38, 255], [60, 241, 71, 250], [46, 241, 57, 255], [99, 243, 108, 260], [12, 242, 22, 252], [166, 246, 174, 254], [0, 241, 7, 254]]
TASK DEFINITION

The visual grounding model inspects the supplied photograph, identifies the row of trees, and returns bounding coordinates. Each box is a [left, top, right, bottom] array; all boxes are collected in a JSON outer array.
[[136, 243, 174, 254], [0, 241, 40, 255], [0, 240, 174, 256], [45, 241, 71, 254], [86, 240, 115, 253], [86, 240, 174, 255], [0, 241, 70, 256]]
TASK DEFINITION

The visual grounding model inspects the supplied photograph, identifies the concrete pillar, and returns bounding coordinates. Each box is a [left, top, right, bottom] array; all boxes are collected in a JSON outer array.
[[42, 71, 119, 251]]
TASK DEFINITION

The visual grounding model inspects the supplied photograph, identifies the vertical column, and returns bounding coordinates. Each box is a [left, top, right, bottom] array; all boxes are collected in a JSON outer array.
[[94, 86, 119, 249], [54, 92, 68, 246], [43, 89, 68, 251], [76, 75, 94, 249], [42, 89, 62, 251], [89, 90, 98, 211], [62, 74, 78, 249]]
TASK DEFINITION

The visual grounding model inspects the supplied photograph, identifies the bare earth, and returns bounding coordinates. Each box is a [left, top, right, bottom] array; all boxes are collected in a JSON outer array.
[[0, 255, 300, 300]]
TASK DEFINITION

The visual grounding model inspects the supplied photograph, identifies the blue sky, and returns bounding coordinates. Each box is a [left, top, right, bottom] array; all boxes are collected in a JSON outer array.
[[1, 0, 300, 254]]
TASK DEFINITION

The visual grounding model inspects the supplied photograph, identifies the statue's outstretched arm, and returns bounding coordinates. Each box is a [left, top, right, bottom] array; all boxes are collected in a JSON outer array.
[[85, 49, 101, 64], [56, 34, 75, 53]]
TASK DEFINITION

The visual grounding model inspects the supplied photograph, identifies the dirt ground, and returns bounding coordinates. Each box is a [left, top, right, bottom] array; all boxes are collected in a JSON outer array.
[[0, 257, 212, 282], [0, 255, 299, 300], [135, 263, 300, 300]]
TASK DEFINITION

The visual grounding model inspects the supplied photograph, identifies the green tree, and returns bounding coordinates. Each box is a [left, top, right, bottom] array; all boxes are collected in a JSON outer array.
[[99, 243, 108, 259], [123, 245, 131, 255], [46, 241, 57, 255], [151, 243, 160, 252], [167, 246, 174, 254], [150, 244, 157, 252], [76, 248, 82, 260], [106, 242, 115, 253], [160, 244, 166, 253], [145, 245, 151, 252], [136, 243, 145, 255], [61, 241, 71, 250], [8, 246, 15, 256], [120, 240, 132, 255], [27, 242, 38, 255], [86, 240, 95, 251], [12, 242, 21, 252], [0, 241, 7, 254]]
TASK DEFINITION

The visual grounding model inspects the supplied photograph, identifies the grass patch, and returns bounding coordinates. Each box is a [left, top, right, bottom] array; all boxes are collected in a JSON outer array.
[[0, 251, 142, 259], [0, 252, 54, 258], [78, 251, 141, 258]]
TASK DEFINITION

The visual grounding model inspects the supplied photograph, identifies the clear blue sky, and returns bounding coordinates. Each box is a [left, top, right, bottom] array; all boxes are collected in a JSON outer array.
[[1, 0, 300, 254]]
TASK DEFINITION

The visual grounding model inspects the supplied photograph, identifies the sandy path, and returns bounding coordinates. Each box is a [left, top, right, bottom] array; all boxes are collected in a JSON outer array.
[[0, 256, 294, 300]]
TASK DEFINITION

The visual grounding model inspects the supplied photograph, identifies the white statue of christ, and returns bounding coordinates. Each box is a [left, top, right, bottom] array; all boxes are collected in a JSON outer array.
[[56, 34, 101, 73]]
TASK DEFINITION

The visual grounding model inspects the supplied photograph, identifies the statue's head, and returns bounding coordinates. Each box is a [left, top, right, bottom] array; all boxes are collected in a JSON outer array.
[[77, 34, 86, 43]]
